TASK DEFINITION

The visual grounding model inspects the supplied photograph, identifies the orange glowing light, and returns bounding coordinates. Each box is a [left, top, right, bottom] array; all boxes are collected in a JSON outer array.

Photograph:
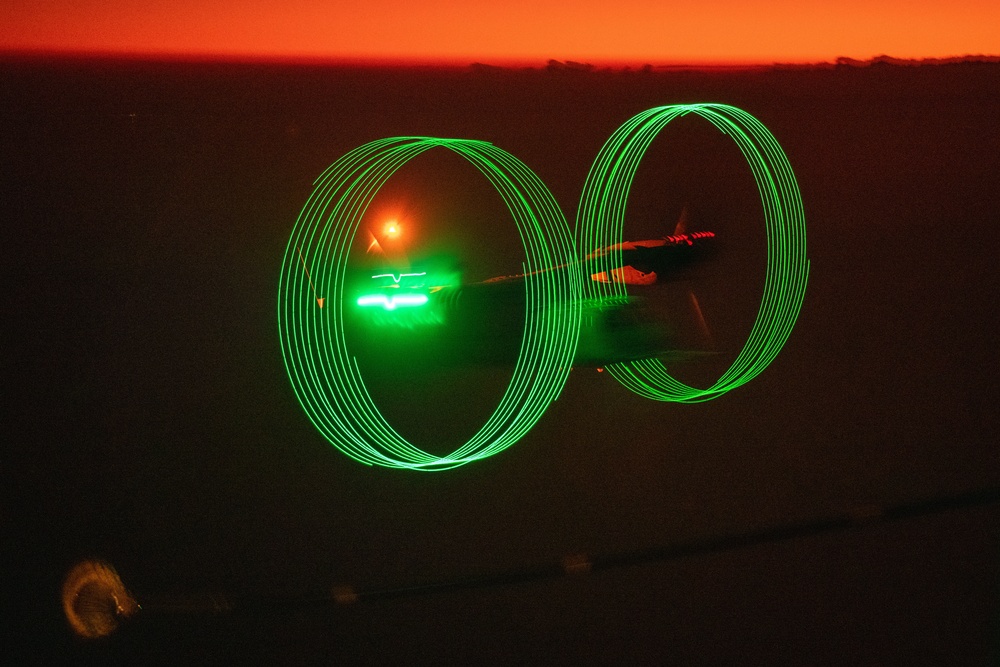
[[384, 220, 401, 238], [62, 561, 138, 639]]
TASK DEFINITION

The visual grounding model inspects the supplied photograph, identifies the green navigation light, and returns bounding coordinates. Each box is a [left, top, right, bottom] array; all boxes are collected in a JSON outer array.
[[278, 137, 581, 471], [356, 293, 429, 310], [577, 103, 809, 402]]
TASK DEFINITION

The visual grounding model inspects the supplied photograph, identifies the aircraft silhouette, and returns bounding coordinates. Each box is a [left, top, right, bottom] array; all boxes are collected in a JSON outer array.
[[349, 210, 717, 369]]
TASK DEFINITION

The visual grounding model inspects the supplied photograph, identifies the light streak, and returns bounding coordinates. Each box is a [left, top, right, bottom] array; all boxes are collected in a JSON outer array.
[[279, 105, 807, 469], [278, 137, 580, 470], [577, 103, 809, 402], [296, 245, 325, 308], [356, 293, 429, 309], [372, 272, 427, 284]]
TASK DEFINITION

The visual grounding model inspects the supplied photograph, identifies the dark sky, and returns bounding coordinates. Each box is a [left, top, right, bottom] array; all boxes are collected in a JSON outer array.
[[1, 58, 999, 663]]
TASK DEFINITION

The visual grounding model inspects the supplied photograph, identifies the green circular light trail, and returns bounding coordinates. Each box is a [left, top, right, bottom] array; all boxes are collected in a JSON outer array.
[[577, 104, 809, 402], [278, 137, 581, 470]]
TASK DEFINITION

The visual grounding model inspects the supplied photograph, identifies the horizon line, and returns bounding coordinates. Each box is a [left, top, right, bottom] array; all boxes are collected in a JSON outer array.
[[3, 48, 1000, 71]]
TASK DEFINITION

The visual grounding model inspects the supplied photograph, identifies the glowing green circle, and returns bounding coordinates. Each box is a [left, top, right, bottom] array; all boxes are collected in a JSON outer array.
[[577, 104, 809, 402], [278, 137, 581, 470]]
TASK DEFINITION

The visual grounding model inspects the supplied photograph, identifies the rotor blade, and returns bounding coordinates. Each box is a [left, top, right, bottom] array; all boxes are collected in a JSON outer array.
[[688, 290, 714, 347], [366, 231, 384, 255], [673, 205, 690, 236]]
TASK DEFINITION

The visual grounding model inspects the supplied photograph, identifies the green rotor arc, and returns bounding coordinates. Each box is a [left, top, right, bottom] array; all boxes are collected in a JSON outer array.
[[577, 104, 809, 403], [280, 105, 809, 470], [278, 137, 581, 470]]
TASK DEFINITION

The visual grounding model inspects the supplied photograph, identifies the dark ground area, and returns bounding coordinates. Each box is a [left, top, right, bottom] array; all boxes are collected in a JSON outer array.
[[1, 57, 999, 664]]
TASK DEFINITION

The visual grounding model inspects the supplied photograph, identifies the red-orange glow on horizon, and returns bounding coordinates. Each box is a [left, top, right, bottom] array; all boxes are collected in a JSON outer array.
[[3, 0, 998, 65]]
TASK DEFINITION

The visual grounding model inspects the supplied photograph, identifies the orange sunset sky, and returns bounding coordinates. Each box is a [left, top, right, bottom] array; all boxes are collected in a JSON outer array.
[[3, 0, 998, 65]]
